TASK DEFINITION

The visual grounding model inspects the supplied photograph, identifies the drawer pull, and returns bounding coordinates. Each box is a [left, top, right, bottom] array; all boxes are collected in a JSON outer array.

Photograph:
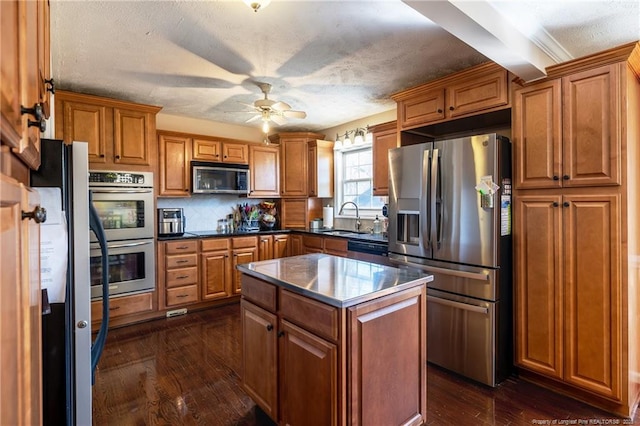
[[109, 306, 121, 311], [176, 275, 189, 279], [176, 246, 190, 250], [266, 324, 273, 331], [176, 260, 189, 264], [177, 294, 189, 298]]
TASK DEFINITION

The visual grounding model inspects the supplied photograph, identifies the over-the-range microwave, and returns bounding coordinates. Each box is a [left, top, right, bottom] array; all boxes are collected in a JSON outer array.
[[192, 161, 250, 195]]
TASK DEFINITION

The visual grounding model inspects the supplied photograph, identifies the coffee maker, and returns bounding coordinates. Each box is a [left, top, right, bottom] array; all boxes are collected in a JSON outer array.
[[158, 208, 185, 236]]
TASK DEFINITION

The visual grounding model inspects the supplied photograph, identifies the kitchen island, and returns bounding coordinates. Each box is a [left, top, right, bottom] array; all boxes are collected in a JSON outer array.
[[238, 253, 432, 426]]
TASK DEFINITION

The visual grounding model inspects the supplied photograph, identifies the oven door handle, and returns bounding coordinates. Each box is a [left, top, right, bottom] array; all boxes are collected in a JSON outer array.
[[107, 240, 153, 249], [89, 189, 153, 194], [427, 295, 489, 315]]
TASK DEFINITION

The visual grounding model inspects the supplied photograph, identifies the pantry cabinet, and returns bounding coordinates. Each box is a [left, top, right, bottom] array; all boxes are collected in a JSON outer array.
[[393, 62, 510, 131], [513, 65, 620, 189], [513, 42, 640, 417], [55, 91, 161, 171], [269, 132, 326, 197], [369, 120, 398, 196]]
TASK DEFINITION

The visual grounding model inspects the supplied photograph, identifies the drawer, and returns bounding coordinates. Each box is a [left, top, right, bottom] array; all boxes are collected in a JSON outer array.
[[280, 289, 339, 341], [166, 253, 197, 269], [232, 236, 258, 249], [201, 238, 230, 252], [241, 275, 276, 312], [165, 240, 197, 254], [166, 267, 198, 288], [91, 291, 154, 320], [166, 285, 198, 306]]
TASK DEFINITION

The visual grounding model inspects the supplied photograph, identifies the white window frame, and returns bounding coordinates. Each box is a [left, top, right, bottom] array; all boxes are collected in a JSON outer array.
[[334, 144, 384, 219]]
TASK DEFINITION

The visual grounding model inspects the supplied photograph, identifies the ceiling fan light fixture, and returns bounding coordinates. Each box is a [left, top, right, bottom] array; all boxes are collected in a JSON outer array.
[[243, 0, 271, 12], [262, 119, 270, 133]]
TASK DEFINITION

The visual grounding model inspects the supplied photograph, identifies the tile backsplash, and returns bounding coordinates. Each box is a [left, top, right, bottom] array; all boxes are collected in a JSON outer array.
[[157, 195, 269, 232]]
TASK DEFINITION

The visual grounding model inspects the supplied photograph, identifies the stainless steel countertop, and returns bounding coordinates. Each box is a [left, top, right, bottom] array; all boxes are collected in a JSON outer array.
[[237, 253, 432, 308]]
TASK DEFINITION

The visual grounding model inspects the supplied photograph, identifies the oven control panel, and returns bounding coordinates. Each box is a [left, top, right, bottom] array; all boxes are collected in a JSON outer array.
[[89, 171, 153, 187]]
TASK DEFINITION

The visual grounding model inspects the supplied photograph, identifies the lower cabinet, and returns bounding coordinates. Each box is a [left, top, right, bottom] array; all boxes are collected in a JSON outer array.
[[303, 234, 348, 256], [200, 238, 232, 301], [231, 236, 258, 294], [258, 234, 290, 261], [163, 240, 199, 307], [241, 274, 426, 425]]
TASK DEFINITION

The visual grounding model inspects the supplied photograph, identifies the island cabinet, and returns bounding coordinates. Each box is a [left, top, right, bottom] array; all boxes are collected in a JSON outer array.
[[392, 62, 510, 131], [369, 120, 398, 196], [55, 90, 161, 171], [239, 254, 430, 426], [513, 42, 640, 417]]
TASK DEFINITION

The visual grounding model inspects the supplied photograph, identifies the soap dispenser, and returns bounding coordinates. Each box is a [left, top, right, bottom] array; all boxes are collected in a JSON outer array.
[[373, 215, 382, 234]]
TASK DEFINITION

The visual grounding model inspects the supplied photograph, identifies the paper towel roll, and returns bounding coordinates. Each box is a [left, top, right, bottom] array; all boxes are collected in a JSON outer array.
[[323, 206, 334, 229]]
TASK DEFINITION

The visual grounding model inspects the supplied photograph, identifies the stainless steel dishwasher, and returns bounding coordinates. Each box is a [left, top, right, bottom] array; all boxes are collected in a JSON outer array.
[[346, 239, 391, 266]]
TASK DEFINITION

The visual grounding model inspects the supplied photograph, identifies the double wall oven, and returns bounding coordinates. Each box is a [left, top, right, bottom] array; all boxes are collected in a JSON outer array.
[[89, 171, 155, 299]]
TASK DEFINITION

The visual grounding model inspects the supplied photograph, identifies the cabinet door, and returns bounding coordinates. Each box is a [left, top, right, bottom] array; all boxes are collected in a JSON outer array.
[[158, 134, 191, 196], [1, 0, 22, 148], [192, 139, 221, 161], [371, 121, 397, 196], [289, 234, 303, 256], [37, 0, 51, 118], [0, 175, 41, 426], [562, 64, 620, 187], [279, 320, 338, 426], [200, 250, 231, 300], [223, 142, 248, 164], [514, 194, 563, 379], [280, 139, 308, 196], [397, 88, 445, 129], [233, 247, 257, 294], [113, 108, 151, 166], [513, 79, 562, 189], [307, 140, 334, 198], [241, 300, 278, 420], [258, 235, 273, 261], [249, 144, 280, 197], [281, 198, 307, 229], [58, 100, 108, 162], [563, 193, 621, 400], [273, 234, 289, 259], [348, 285, 426, 426], [446, 68, 509, 118]]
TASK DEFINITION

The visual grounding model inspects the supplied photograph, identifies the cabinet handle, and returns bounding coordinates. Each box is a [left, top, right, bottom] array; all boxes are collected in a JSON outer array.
[[22, 205, 47, 223], [176, 246, 190, 250], [109, 306, 121, 311], [100, 154, 105, 158], [277, 331, 285, 338], [266, 324, 273, 331], [552, 202, 559, 207], [115, 155, 121, 160], [437, 108, 443, 114], [28, 118, 46, 132], [44, 78, 56, 94], [21, 103, 43, 121], [177, 294, 189, 298], [553, 175, 559, 181], [176, 275, 189, 279], [563, 202, 570, 207], [176, 260, 189, 264], [563, 175, 570, 180], [449, 106, 455, 111]]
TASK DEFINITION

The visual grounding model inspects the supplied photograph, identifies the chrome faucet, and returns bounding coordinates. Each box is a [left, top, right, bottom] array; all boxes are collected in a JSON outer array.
[[338, 201, 361, 231]]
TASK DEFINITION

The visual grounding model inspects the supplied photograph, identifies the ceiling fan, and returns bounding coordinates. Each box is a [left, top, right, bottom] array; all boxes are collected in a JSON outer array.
[[242, 82, 307, 133]]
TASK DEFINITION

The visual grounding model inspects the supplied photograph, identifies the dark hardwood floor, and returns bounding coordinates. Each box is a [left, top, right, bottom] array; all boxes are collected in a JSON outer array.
[[92, 303, 638, 426]]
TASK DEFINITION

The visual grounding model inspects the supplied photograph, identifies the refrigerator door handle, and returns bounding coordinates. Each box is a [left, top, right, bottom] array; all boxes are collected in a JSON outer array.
[[427, 295, 489, 315], [421, 149, 431, 251], [430, 148, 439, 251], [88, 191, 110, 384]]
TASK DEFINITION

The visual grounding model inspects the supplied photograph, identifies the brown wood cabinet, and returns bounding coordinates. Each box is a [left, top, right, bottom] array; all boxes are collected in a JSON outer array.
[[0, 176, 42, 425], [193, 138, 248, 164], [269, 132, 326, 197], [369, 120, 398, 196], [91, 292, 154, 326], [513, 65, 620, 189], [257, 234, 289, 260], [303, 234, 348, 256], [307, 139, 334, 198], [392, 62, 510, 131], [289, 234, 304, 256], [249, 144, 280, 198], [55, 90, 161, 171], [513, 42, 640, 417], [241, 273, 426, 425], [158, 133, 191, 196], [200, 238, 232, 301], [231, 236, 258, 294], [163, 240, 199, 307], [1, 0, 51, 171]]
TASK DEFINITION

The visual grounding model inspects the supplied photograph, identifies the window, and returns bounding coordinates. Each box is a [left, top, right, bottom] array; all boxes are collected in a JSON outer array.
[[335, 145, 385, 218]]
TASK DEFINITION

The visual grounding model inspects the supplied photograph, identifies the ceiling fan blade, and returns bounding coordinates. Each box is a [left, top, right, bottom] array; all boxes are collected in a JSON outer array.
[[271, 101, 291, 111], [245, 114, 261, 123], [271, 115, 287, 125], [282, 110, 307, 119]]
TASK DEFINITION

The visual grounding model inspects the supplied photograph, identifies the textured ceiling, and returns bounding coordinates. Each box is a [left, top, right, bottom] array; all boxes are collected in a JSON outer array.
[[50, 0, 639, 132]]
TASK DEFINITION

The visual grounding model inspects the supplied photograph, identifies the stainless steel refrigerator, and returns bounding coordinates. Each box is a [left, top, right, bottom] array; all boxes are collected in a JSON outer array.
[[388, 133, 512, 386], [32, 140, 109, 425]]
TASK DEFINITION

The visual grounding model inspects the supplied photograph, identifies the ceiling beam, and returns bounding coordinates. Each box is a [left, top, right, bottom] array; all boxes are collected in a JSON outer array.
[[403, 0, 571, 82]]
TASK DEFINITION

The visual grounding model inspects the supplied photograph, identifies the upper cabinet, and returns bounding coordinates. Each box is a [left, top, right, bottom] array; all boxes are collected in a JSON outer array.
[[1, 0, 51, 172], [269, 132, 326, 198], [392, 63, 510, 131], [55, 90, 161, 171], [249, 144, 280, 198], [513, 64, 621, 189], [193, 138, 248, 164], [369, 120, 398, 197], [307, 139, 334, 198]]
